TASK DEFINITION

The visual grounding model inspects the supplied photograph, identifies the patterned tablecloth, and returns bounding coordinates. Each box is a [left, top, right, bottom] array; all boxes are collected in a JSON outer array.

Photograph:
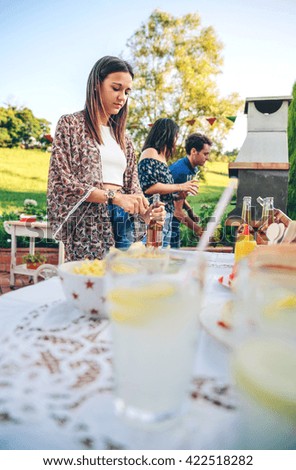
[[0, 253, 240, 450]]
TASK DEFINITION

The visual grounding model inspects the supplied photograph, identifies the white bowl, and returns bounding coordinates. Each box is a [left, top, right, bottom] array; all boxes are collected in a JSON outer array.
[[58, 261, 107, 318]]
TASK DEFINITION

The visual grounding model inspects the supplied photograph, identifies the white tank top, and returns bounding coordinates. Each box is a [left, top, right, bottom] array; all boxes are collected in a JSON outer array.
[[98, 126, 127, 185]]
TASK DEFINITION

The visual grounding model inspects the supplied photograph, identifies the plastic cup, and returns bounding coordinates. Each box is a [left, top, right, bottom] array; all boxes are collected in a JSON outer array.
[[231, 337, 296, 449], [106, 251, 206, 423]]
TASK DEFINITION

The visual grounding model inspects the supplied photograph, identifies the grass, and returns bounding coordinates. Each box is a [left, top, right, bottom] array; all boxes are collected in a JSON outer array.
[[0, 148, 234, 248], [0, 149, 230, 213], [0, 148, 50, 212], [187, 161, 234, 213]]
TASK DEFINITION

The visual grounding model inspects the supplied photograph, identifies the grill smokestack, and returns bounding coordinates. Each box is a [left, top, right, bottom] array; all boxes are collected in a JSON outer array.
[[227, 95, 292, 224]]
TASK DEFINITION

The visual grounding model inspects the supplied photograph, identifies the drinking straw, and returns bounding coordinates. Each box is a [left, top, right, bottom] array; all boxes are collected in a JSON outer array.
[[197, 178, 238, 251]]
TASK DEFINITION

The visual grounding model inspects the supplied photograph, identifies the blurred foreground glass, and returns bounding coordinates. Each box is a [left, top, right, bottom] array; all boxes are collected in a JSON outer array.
[[230, 245, 296, 449], [106, 251, 206, 423], [231, 246, 296, 343], [231, 337, 296, 449]]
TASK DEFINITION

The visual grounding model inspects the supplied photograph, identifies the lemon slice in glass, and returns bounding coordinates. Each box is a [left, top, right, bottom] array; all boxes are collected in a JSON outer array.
[[232, 338, 296, 423], [264, 294, 296, 316], [262, 293, 296, 335], [108, 282, 176, 324]]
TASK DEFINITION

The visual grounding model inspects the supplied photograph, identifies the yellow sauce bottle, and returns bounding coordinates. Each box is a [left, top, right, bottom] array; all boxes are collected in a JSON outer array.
[[234, 224, 257, 264]]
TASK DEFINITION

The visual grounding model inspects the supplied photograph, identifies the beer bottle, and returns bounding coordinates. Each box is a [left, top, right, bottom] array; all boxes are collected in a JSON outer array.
[[257, 196, 291, 228], [146, 194, 163, 248], [192, 169, 200, 184], [257, 197, 275, 245], [237, 196, 254, 240]]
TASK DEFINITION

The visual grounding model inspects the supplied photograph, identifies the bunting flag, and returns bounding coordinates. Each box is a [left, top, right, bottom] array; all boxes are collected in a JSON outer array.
[[43, 134, 53, 142], [206, 117, 217, 126], [128, 115, 238, 129]]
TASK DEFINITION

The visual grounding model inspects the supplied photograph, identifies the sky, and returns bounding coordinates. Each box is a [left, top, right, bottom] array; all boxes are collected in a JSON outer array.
[[0, 0, 295, 151]]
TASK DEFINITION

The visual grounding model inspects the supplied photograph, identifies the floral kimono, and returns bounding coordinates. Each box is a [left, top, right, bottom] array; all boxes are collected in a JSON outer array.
[[47, 110, 144, 261]]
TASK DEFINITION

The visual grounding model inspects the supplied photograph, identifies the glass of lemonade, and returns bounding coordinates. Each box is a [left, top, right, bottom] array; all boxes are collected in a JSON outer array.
[[231, 336, 296, 449], [106, 251, 206, 423], [232, 259, 296, 343]]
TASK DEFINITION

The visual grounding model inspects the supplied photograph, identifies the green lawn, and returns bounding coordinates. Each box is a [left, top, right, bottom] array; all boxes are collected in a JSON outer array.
[[0, 148, 234, 248], [0, 148, 230, 213], [188, 161, 233, 213], [0, 148, 50, 212]]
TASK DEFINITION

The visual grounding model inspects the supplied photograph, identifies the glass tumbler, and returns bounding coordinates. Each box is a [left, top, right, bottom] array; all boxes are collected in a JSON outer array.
[[106, 251, 206, 423]]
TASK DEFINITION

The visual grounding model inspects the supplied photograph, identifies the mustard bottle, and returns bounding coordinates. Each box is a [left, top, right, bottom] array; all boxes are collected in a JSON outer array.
[[234, 224, 257, 264]]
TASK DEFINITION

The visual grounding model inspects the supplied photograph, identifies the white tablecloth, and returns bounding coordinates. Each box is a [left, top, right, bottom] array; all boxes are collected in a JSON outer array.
[[0, 252, 240, 450]]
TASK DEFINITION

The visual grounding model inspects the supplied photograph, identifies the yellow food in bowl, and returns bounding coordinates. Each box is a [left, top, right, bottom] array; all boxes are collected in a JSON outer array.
[[73, 259, 106, 276], [119, 242, 168, 259], [71, 243, 168, 277]]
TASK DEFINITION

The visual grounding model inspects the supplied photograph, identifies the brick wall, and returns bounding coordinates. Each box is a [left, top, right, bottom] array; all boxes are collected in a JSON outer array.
[[0, 248, 59, 272]]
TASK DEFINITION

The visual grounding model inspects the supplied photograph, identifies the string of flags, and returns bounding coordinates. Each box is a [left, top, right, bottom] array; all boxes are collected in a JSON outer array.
[[190, 116, 237, 126], [225, 116, 237, 123], [129, 116, 237, 129], [206, 117, 216, 126]]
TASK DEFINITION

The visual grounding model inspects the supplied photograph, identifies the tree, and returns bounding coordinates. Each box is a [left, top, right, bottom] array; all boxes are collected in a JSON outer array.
[[0, 126, 11, 148], [0, 106, 23, 147], [223, 148, 239, 162], [287, 82, 296, 219], [125, 10, 242, 158], [0, 105, 50, 148]]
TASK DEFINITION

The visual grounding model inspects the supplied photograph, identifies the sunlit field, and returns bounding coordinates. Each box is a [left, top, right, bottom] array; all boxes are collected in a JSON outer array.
[[188, 161, 231, 212], [0, 148, 230, 213], [0, 148, 50, 212]]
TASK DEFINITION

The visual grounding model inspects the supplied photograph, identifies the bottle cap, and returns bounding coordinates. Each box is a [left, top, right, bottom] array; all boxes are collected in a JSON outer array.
[[243, 224, 250, 236]]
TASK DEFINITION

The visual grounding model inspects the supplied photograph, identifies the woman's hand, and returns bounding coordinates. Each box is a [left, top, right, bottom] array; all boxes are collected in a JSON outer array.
[[179, 180, 199, 196], [142, 202, 166, 226], [114, 193, 149, 215]]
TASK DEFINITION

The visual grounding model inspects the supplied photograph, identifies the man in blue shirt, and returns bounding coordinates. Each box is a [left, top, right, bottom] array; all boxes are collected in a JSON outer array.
[[169, 133, 212, 248]]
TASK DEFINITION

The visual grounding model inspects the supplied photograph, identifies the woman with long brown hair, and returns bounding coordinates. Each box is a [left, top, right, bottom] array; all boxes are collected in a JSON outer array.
[[138, 118, 198, 247], [47, 56, 164, 261]]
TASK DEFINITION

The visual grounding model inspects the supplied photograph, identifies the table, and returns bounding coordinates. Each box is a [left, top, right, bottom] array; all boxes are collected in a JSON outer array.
[[4, 221, 64, 287], [0, 253, 240, 450]]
